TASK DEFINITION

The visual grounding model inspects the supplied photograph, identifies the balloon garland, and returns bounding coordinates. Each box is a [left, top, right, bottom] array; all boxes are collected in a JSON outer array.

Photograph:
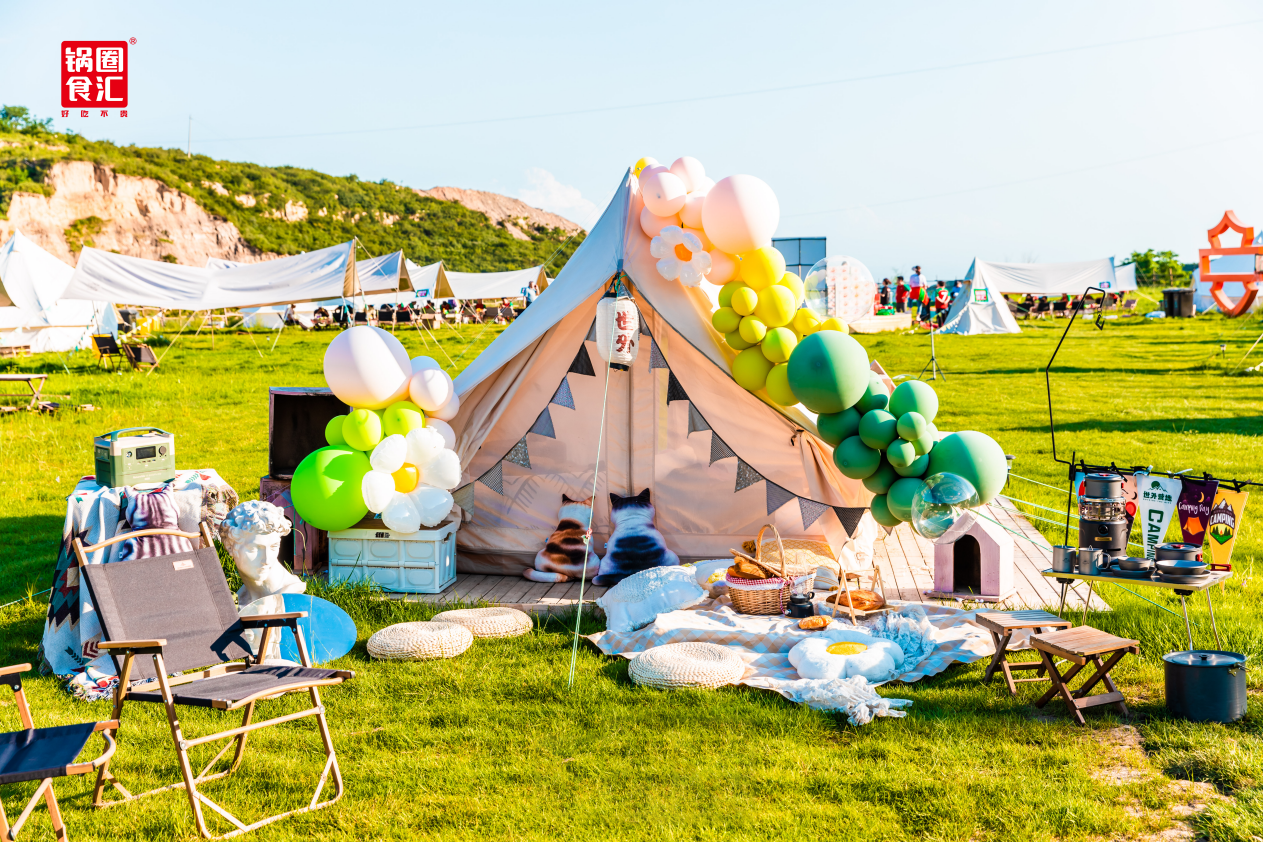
[[291, 326, 462, 533]]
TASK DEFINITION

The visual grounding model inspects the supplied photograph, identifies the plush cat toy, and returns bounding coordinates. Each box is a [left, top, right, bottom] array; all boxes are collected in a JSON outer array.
[[525, 495, 601, 583], [593, 489, 679, 587]]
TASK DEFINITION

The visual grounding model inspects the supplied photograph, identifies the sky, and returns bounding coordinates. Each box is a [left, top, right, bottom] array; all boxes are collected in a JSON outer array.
[[3, 1, 1263, 279]]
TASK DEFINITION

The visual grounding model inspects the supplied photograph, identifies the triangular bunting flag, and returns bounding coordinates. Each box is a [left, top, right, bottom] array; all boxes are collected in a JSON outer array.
[[585, 320, 596, 343], [504, 437, 531, 469], [478, 462, 504, 496], [649, 339, 668, 370], [666, 371, 688, 404], [735, 458, 763, 493], [687, 403, 710, 434], [452, 483, 475, 513], [569, 344, 595, 377], [550, 376, 575, 410], [529, 407, 555, 439], [798, 497, 830, 529], [639, 315, 651, 336], [709, 434, 736, 465], [766, 482, 795, 515], [832, 506, 867, 538]]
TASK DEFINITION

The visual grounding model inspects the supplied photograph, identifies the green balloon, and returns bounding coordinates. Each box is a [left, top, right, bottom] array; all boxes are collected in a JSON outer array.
[[888, 477, 926, 522], [343, 408, 383, 451], [869, 494, 902, 527], [786, 331, 871, 414], [887, 439, 917, 468], [897, 411, 927, 442], [862, 459, 898, 494], [324, 415, 347, 447], [290, 446, 371, 531], [858, 409, 898, 450], [893, 453, 930, 478], [889, 380, 939, 423], [382, 400, 426, 437], [913, 431, 936, 457], [725, 330, 754, 351], [834, 435, 881, 479], [817, 407, 861, 447], [855, 372, 890, 413], [927, 431, 1009, 503]]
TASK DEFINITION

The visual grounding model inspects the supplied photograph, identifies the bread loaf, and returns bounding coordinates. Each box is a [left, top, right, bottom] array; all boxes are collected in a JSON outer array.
[[797, 615, 830, 630], [824, 589, 885, 612]]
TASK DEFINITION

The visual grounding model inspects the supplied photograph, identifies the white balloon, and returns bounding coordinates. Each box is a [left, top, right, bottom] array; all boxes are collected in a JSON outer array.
[[693, 250, 712, 273], [381, 493, 421, 533], [679, 193, 706, 229], [659, 225, 685, 246], [323, 326, 411, 410], [410, 356, 441, 374], [649, 236, 671, 259], [419, 449, 462, 491], [405, 426, 444, 468], [362, 471, 397, 513], [669, 156, 706, 193], [681, 230, 703, 253], [431, 392, 460, 421], [409, 368, 454, 412], [640, 171, 688, 217], [656, 256, 682, 281], [684, 226, 712, 251], [679, 263, 703, 287], [370, 434, 408, 473], [409, 485, 454, 527], [425, 418, 457, 450]]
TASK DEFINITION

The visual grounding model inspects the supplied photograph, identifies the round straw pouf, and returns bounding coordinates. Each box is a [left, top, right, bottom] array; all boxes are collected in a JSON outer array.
[[628, 642, 745, 690], [430, 607, 534, 639], [366, 621, 473, 661]]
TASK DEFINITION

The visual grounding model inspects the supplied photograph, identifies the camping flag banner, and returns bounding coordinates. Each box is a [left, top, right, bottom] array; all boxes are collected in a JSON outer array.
[[1206, 487, 1249, 569], [1133, 473, 1182, 559], [1120, 472, 1139, 533], [1177, 477, 1220, 545]]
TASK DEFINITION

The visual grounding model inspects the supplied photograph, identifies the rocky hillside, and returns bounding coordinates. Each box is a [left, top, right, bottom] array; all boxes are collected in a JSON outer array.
[[0, 107, 584, 272]]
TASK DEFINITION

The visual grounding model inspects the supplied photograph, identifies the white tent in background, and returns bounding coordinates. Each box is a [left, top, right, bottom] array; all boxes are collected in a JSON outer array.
[[962, 258, 1132, 295], [446, 171, 871, 576], [0, 232, 116, 352], [938, 261, 1021, 335], [404, 259, 453, 301], [445, 265, 548, 301], [1114, 263, 1137, 290]]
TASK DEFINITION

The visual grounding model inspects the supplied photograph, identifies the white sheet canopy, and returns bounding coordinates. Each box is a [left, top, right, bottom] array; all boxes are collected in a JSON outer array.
[[965, 257, 1135, 295], [445, 265, 547, 302], [0, 232, 116, 352]]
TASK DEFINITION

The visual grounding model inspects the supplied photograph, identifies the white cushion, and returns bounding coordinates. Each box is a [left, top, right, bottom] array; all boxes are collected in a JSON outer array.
[[596, 565, 706, 633]]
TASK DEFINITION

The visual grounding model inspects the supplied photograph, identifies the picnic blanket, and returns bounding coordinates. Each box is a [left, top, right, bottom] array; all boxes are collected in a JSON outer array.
[[589, 598, 1004, 725], [39, 470, 238, 700]]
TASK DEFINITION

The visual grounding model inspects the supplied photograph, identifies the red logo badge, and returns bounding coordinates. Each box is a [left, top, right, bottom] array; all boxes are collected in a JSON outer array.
[[61, 41, 128, 108]]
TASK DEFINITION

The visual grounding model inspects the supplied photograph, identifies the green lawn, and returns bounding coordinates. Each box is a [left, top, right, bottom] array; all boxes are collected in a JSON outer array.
[[1, 308, 1261, 841]]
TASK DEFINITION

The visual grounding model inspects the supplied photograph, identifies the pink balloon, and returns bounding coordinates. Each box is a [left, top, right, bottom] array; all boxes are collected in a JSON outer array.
[[679, 193, 706, 228], [640, 206, 681, 238], [323, 326, 411, 409], [669, 157, 706, 193], [430, 392, 460, 422], [409, 368, 454, 412], [706, 250, 739, 285], [640, 171, 688, 217], [639, 163, 670, 181], [701, 174, 780, 255], [684, 226, 712, 252]]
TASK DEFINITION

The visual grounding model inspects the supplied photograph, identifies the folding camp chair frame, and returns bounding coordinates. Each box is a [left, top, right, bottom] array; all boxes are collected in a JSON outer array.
[[73, 525, 349, 839], [0, 664, 118, 841]]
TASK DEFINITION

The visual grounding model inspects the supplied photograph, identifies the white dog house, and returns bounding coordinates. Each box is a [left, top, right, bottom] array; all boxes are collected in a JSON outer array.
[[929, 512, 1015, 602]]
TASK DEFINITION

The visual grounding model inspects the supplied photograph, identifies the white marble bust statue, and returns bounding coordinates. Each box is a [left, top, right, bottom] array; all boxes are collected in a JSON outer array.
[[219, 500, 306, 606]]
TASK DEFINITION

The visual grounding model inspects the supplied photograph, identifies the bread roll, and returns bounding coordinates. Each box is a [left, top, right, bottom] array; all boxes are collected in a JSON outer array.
[[824, 589, 885, 612]]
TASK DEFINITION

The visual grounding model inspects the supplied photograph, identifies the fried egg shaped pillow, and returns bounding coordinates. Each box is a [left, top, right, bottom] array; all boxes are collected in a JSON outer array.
[[788, 628, 905, 683]]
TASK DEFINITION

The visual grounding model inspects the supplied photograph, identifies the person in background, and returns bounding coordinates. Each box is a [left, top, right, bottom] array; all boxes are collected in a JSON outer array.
[[916, 284, 931, 324], [934, 281, 951, 327], [894, 276, 908, 313], [880, 279, 892, 308], [909, 265, 924, 302], [951, 280, 963, 301], [523, 279, 539, 308]]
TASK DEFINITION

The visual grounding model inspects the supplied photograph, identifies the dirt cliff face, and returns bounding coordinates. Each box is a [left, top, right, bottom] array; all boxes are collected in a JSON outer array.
[[418, 186, 582, 241], [0, 160, 271, 266]]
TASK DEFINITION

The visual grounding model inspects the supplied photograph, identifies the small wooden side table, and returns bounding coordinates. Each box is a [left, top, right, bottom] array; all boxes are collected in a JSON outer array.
[[1031, 626, 1140, 726], [976, 610, 1072, 695]]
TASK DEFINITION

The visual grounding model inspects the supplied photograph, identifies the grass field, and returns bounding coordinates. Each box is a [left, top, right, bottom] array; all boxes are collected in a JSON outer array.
[[1, 307, 1261, 841]]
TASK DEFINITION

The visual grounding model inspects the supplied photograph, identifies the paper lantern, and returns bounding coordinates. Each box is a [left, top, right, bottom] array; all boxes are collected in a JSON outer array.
[[596, 293, 639, 371]]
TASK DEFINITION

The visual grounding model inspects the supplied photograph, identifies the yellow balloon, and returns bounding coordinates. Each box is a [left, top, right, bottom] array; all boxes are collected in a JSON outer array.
[[737, 246, 786, 291], [732, 347, 774, 391], [818, 317, 848, 333], [792, 308, 821, 334], [633, 156, 658, 177], [765, 363, 797, 406], [718, 281, 744, 309], [754, 285, 796, 328], [730, 285, 758, 316], [725, 330, 753, 350], [777, 271, 805, 305], [760, 327, 797, 363], [711, 307, 742, 334], [738, 315, 767, 344]]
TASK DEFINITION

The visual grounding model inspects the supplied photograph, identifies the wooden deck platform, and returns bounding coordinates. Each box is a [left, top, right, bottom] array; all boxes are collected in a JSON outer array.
[[394, 498, 1103, 615]]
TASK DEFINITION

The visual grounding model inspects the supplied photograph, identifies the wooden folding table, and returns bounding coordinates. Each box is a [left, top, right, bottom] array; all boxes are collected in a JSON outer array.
[[0, 373, 48, 409]]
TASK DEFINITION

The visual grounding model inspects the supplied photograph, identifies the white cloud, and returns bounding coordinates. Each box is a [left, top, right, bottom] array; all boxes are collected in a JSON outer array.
[[517, 168, 599, 230]]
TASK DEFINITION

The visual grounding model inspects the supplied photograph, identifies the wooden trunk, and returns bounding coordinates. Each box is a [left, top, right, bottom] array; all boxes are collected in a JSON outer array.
[[259, 475, 327, 573]]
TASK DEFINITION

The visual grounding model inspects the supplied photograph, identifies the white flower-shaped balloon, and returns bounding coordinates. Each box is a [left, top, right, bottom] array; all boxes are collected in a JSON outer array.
[[360, 427, 462, 532], [650, 225, 711, 286]]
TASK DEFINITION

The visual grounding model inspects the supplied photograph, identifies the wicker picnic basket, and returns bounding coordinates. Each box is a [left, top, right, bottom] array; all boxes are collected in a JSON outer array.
[[740, 533, 837, 575], [725, 524, 817, 615]]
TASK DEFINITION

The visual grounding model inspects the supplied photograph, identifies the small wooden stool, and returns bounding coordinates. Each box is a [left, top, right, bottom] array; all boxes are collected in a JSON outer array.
[[1030, 626, 1139, 725], [976, 610, 1072, 695]]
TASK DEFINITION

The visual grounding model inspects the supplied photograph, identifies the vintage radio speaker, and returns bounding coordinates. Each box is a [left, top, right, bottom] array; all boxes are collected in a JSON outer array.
[[93, 427, 176, 487], [268, 387, 349, 478]]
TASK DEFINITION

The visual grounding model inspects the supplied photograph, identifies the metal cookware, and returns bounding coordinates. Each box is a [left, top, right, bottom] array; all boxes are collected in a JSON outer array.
[[1163, 650, 1247, 723], [1117, 556, 1153, 572], [1051, 546, 1077, 574], [1156, 542, 1203, 562], [1156, 558, 1208, 577], [1077, 547, 1109, 575], [1158, 571, 1211, 585]]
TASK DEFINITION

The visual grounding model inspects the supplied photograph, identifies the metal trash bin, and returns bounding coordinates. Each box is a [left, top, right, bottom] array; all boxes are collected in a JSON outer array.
[[1163, 288, 1195, 318]]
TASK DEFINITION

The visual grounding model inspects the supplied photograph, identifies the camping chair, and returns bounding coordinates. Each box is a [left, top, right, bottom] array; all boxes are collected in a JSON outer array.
[[0, 664, 118, 841], [1032, 299, 1050, 319], [92, 334, 121, 371], [121, 344, 159, 372], [1121, 298, 1138, 315], [73, 525, 352, 839]]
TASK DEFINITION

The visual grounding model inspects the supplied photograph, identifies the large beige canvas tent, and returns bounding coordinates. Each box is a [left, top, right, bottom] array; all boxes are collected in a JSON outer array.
[[447, 171, 871, 576]]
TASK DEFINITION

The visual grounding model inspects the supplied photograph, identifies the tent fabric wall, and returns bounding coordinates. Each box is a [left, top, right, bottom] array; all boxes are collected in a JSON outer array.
[[966, 258, 1132, 295], [938, 263, 1021, 335], [445, 266, 547, 301], [0, 232, 116, 352], [449, 171, 868, 576]]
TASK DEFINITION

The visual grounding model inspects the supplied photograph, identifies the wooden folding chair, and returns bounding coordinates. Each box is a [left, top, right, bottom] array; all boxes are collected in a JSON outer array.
[[0, 664, 117, 841], [74, 525, 352, 839], [121, 344, 159, 372], [1030, 626, 1139, 725]]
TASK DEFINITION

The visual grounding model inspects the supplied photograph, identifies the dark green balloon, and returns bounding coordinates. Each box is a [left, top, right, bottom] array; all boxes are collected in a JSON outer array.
[[887, 439, 918, 468], [912, 431, 936, 457], [889, 380, 939, 423], [817, 407, 862, 447], [858, 409, 898, 450], [926, 431, 1009, 503], [290, 446, 371, 531], [862, 459, 898, 494], [893, 453, 930, 478], [855, 372, 890, 413], [888, 477, 926, 522], [834, 435, 881, 479], [869, 493, 902, 527], [896, 411, 927, 442], [786, 331, 871, 414]]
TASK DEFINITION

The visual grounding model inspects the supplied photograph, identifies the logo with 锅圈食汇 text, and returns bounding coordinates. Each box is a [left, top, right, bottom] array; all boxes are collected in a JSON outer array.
[[60, 41, 129, 116]]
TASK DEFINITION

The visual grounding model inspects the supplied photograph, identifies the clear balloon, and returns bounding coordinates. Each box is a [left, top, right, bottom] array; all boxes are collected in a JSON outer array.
[[910, 473, 981, 539], [802, 255, 876, 323]]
